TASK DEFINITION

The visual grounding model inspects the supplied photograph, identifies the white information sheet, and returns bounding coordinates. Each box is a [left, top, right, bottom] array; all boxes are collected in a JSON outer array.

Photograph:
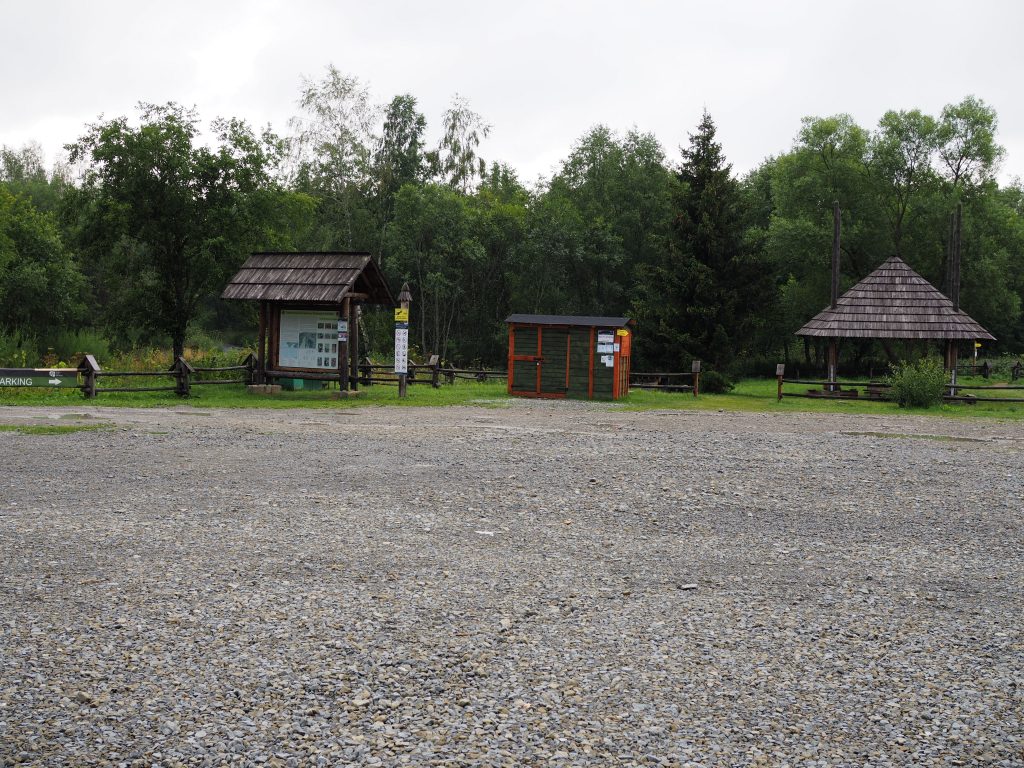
[[394, 328, 409, 374], [279, 310, 341, 370]]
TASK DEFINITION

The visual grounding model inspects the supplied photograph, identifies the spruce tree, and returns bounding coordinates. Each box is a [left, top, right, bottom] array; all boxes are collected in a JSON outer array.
[[633, 111, 757, 370]]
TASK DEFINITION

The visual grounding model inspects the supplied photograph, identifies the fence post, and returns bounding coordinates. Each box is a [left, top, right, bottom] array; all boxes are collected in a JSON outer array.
[[776, 363, 786, 401], [173, 356, 195, 397], [691, 360, 702, 397], [429, 355, 441, 388], [242, 353, 257, 385], [445, 362, 456, 385], [78, 354, 101, 399], [359, 357, 372, 386]]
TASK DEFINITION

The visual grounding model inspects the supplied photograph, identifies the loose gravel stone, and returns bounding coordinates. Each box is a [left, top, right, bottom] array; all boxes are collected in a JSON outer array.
[[0, 402, 1021, 766]]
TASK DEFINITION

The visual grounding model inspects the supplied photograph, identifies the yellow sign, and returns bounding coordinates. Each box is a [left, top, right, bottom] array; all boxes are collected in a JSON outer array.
[[394, 308, 409, 322], [974, 342, 982, 348], [616, 329, 629, 337]]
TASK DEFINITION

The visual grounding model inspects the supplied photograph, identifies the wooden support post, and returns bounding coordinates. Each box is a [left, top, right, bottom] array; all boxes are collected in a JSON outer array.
[[397, 283, 412, 398], [338, 297, 350, 392], [242, 353, 257, 385], [173, 356, 194, 397], [776, 363, 785, 401], [691, 360, 702, 397], [78, 354, 100, 399], [429, 355, 441, 388], [946, 339, 959, 397], [349, 301, 359, 391], [257, 301, 267, 385], [826, 340, 838, 393]]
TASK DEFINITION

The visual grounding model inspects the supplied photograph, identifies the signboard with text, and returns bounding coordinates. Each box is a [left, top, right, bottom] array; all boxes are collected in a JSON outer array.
[[394, 308, 409, 375], [278, 310, 340, 370], [0, 368, 79, 388]]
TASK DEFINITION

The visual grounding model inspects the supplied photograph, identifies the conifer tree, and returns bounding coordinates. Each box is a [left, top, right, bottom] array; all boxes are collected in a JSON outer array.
[[633, 111, 759, 370]]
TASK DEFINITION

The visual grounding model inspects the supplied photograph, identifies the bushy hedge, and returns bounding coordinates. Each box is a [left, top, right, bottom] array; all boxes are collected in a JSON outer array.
[[699, 370, 734, 394], [886, 357, 947, 408]]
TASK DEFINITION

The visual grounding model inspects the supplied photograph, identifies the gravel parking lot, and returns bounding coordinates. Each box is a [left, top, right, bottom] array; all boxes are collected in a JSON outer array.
[[1, 402, 1022, 767]]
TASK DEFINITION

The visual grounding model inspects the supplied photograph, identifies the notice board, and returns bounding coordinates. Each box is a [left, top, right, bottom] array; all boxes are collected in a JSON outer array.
[[278, 310, 340, 370]]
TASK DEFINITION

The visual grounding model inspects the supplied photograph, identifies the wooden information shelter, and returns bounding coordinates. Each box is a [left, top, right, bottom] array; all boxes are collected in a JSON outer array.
[[505, 314, 632, 400], [222, 252, 394, 389]]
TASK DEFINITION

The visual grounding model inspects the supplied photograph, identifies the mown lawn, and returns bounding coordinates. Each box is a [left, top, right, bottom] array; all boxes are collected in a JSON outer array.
[[623, 377, 1024, 420], [1, 376, 1022, 420]]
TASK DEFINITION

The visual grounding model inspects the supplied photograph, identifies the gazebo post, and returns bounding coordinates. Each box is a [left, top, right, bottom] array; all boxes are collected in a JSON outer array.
[[827, 340, 838, 392], [256, 301, 267, 385], [946, 340, 959, 397]]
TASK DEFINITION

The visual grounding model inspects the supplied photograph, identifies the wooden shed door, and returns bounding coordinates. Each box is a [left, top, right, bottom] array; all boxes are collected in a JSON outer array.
[[510, 326, 540, 395], [538, 327, 569, 396], [509, 326, 569, 397]]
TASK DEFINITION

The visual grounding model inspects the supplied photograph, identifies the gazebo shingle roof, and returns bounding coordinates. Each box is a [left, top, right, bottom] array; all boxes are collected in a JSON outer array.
[[221, 252, 394, 305], [796, 256, 994, 340]]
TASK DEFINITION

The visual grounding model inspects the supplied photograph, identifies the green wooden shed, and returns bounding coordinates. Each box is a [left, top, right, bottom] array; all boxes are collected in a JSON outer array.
[[505, 314, 632, 400]]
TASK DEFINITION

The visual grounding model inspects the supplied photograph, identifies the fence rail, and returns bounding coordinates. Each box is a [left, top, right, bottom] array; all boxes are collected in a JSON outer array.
[[630, 361, 702, 395], [774, 364, 1024, 403], [86, 355, 256, 397]]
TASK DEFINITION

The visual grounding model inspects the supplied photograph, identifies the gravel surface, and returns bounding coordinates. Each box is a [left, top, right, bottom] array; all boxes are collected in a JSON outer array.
[[1, 402, 1022, 767]]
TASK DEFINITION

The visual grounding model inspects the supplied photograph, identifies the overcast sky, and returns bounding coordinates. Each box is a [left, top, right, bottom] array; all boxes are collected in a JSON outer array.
[[3, 0, 1023, 185]]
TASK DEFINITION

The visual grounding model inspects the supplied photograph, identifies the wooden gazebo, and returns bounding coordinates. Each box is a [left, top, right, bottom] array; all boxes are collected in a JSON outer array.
[[222, 252, 394, 389], [796, 256, 994, 387], [795, 203, 993, 392]]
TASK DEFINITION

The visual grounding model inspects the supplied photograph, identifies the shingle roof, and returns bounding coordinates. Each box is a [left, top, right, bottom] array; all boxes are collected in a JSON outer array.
[[796, 256, 994, 340], [505, 314, 632, 327], [221, 252, 394, 305]]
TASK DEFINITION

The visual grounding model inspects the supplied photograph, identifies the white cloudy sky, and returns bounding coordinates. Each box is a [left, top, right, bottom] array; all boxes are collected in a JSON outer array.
[[3, 0, 1023, 185]]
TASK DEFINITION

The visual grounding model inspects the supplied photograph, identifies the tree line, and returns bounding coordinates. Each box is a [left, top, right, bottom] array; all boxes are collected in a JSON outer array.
[[2, 66, 1022, 374]]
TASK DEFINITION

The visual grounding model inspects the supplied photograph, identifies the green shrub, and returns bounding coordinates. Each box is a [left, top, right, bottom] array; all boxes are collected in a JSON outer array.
[[0, 330, 37, 367], [699, 370, 734, 394], [51, 328, 112, 363], [887, 357, 947, 408]]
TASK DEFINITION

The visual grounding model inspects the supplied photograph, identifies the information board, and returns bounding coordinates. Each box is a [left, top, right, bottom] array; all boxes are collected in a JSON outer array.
[[278, 310, 341, 370]]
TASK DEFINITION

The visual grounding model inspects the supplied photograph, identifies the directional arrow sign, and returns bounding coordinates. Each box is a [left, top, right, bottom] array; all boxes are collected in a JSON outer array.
[[0, 368, 79, 388]]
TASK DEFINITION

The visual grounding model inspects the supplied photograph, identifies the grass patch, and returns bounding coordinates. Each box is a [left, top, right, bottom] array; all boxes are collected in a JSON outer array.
[[620, 377, 1024, 420], [0, 376, 1021, 420], [840, 431, 988, 443], [0, 423, 112, 435], [0, 380, 512, 410]]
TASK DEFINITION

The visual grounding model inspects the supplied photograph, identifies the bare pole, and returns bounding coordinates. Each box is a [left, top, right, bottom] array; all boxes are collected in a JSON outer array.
[[831, 201, 840, 309], [828, 202, 840, 391], [952, 202, 962, 311], [948, 203, 963, 395], [944, 211, 955, 296]]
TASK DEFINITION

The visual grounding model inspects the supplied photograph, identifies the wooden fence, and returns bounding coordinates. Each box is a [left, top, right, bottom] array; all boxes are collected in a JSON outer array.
[[357, 356, 506, 387], [775, 363, 1024, 403], [80, 354, 256, 398], [630, 361, 702, 395]]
